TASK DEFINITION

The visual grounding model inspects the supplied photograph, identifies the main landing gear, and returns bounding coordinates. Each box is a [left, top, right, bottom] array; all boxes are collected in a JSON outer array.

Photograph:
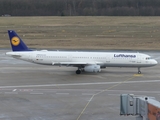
[[138, 67, 141, 74], [76, 68, 84, 74], [76, 69, 81, 74]]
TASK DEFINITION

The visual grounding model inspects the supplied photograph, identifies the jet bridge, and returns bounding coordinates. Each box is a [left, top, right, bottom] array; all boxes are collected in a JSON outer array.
[[120, 94, 160, 120]]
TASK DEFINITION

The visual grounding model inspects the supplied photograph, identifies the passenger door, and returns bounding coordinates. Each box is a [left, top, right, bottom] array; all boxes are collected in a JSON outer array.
[[137, 55, 141, 64]]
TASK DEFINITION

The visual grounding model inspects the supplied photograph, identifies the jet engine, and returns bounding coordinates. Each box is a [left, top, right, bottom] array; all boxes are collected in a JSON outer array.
[[84, 65, 101, 73]]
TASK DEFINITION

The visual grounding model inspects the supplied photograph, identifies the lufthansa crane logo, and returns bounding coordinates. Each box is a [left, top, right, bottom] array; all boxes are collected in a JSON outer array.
[[11, 37, 20, 46]]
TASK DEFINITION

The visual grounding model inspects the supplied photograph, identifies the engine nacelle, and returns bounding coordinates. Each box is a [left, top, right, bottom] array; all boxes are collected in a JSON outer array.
[[84, 65, 101, 73]]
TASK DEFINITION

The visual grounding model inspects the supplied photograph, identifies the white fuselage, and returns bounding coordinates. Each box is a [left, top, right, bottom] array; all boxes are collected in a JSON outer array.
[[6, 51, 158, 68]]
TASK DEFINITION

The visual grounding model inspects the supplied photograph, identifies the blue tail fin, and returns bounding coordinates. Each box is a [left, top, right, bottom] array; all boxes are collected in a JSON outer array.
[[8, 30, 32, 51]]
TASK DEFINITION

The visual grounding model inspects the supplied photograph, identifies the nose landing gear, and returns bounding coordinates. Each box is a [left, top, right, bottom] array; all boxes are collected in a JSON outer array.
[[138, 67, 141, 74]]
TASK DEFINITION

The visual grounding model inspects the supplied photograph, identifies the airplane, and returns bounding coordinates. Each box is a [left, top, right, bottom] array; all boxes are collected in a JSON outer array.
[[6, 30, 158, 74]]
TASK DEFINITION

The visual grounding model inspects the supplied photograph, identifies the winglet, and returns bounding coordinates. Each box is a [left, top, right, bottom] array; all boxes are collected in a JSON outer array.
[[8, 30, 32, 51]]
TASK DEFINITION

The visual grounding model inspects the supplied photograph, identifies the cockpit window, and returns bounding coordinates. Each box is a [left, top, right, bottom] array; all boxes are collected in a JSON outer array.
[[146, 57, 152, 60]]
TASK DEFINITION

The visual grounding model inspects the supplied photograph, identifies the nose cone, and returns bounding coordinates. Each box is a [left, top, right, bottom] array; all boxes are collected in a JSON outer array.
[[153, 59, 158, 66]]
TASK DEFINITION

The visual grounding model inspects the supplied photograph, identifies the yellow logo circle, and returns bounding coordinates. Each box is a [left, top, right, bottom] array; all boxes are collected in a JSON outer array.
[[11, 37, 20, 46]]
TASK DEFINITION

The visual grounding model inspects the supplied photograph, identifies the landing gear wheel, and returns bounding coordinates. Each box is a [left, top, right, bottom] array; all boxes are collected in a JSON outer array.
[[138, 67, 141, 74], [76, 70, 81, 74]]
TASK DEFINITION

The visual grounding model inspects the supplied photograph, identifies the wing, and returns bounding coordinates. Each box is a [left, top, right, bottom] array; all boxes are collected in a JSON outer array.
[[52, 62, 103, 67]]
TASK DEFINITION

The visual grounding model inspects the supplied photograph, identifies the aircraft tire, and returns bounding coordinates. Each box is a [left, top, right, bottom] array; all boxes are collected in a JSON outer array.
[[138, 67, 141, 74], [76, 70, 81, 74]]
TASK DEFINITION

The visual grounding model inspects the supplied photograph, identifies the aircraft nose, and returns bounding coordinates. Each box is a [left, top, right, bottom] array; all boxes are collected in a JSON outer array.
[[153, 59, 158, 65]]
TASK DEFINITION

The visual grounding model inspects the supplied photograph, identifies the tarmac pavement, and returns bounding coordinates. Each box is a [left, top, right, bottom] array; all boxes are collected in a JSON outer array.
[[0, 50, 160, 120]]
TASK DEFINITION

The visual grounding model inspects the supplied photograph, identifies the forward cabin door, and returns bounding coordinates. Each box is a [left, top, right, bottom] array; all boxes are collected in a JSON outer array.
[[137, 54, 141, 64], [106, 55, 111, 64]]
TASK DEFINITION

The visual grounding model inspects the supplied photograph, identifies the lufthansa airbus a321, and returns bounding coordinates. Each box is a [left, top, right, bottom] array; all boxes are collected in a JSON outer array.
[[6, 30, 158, 74]]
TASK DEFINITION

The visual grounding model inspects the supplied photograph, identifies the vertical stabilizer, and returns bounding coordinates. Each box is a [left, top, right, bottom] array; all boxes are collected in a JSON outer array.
[[8, 30, 32, 51]]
